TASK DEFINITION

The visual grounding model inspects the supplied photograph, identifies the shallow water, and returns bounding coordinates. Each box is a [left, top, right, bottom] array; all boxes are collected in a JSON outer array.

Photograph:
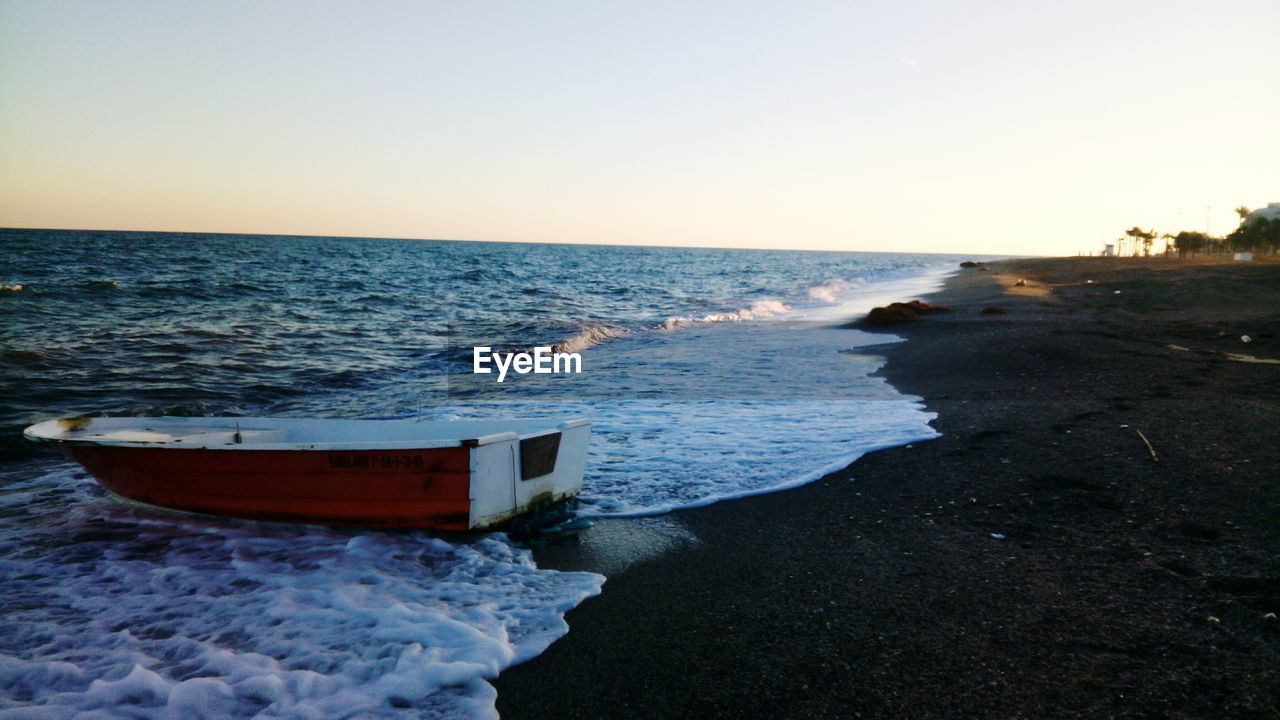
[[0, 229, 978, 717]]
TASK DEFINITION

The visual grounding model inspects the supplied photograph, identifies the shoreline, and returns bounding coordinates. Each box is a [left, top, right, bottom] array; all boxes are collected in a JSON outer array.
[[496, 256, 1280, 718]]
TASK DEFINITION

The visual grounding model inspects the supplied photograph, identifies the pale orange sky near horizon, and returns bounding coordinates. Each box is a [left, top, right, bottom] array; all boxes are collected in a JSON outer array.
[[1, 1, 1277, 256]]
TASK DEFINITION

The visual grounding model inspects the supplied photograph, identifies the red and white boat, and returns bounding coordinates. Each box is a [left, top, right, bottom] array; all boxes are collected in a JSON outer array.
[[24, 416, 591, 531]]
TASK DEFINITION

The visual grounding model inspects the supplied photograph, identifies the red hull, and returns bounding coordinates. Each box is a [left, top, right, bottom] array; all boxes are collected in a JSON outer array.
[[64, 444, 475, 530]]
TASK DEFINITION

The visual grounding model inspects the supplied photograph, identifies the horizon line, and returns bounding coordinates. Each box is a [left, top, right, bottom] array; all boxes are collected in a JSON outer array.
[[0, 224, 1027, 258]]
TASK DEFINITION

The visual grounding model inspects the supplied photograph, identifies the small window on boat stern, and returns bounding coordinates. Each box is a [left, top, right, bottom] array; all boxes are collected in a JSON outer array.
[[520, 432, 560, 480]]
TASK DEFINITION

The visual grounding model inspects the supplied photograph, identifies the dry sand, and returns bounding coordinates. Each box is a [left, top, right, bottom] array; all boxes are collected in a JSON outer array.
[[496, 256, 1280, 719]]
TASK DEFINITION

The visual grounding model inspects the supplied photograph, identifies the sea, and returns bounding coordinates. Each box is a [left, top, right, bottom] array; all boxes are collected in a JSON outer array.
[[0, 229, 978, 718]]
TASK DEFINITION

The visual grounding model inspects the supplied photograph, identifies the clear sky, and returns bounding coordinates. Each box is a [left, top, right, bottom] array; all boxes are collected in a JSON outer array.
[[1, 1, 1277, 255]]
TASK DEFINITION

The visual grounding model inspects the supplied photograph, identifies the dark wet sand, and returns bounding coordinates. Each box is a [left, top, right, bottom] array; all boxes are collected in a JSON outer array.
[[496, 257, 1280, 719]]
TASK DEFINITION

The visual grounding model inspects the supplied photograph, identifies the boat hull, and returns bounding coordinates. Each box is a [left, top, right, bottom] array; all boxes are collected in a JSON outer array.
[[25, 416, 592, 530], [62, 444, 477, 530]]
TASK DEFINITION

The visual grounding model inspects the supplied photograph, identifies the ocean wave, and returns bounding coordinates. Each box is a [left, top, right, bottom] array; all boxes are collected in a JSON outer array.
[[537, 297, 797, 353], [805, 278, 865, 304], [549, 324, 630, 354], [656, 299, 792, 331]]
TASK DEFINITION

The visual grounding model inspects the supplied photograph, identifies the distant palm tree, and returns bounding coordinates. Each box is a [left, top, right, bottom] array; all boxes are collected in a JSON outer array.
[[1125, 226, 1145, 257]]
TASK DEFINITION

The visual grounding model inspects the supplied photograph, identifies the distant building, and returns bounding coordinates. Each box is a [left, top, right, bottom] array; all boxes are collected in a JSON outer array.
[[1103, 243, 1115, 257], [1246, 202, 1280, 222]]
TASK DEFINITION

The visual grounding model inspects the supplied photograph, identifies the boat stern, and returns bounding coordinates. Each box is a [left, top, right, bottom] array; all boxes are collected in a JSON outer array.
[[468, 418, 592, 530]]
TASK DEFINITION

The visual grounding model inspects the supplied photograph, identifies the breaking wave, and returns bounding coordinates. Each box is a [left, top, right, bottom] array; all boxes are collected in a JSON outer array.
[[549, 324, 630, 354], [528, 275, 882, 355], [657, 299, 792, 331], [805, 278, 865, 304]]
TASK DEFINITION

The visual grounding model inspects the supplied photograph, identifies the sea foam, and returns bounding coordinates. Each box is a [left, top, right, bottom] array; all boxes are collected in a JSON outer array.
[[805, 278, 865, 304], [0, 469, 603, 719]]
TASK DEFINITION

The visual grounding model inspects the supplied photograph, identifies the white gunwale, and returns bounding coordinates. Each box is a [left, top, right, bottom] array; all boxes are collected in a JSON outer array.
[[24, 416, 590, 451]]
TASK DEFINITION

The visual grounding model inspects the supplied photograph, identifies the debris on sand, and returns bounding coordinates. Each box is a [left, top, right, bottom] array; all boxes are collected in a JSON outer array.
[[1225, 353, 1280, 365], [1134, 428, 1158, 462]]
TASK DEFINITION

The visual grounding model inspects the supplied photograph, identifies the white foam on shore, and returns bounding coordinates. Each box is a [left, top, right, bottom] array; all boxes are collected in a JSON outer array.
[[0, 469, 603, 719], [581, 398, 937, 516], [787, 265, 958, 323]]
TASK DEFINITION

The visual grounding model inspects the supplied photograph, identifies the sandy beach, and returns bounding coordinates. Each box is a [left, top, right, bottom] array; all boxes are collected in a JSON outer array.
[[496, 257, 1280, 719]]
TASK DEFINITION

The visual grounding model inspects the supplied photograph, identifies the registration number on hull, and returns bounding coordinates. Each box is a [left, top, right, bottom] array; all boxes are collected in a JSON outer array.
[[327, 454, 425, 470]]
